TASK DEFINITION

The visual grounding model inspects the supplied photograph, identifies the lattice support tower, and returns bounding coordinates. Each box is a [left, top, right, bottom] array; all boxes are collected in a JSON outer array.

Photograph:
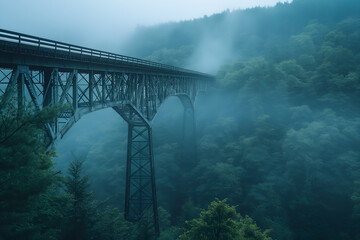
[[114, 104, 159, 235]]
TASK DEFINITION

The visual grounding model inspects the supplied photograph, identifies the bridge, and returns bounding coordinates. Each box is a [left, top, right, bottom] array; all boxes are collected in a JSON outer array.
[[0, 29, 214, 235]]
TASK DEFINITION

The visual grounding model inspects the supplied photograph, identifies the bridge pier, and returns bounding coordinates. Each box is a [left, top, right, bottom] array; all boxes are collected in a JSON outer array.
[[177, 94, 197, 169], [113, 104, 159, 236]]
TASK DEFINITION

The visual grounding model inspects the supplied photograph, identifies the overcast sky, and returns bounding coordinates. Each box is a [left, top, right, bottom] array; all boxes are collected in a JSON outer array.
[[0, 0, 290, 51]]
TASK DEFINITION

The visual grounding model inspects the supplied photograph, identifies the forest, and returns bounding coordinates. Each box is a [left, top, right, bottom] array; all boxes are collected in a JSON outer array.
[[1, 0, 360, 239]]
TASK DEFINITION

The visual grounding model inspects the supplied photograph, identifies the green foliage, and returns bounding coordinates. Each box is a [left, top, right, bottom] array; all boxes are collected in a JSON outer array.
[[145, 45, 195, 67], [51, 0, 360, 240], [239, 216, 272, 240], [124, 0, 360, 66], [178, 199, 240, 240], [62, 157, 136, 240], [65, 158, 92, 206], [178, 199, 271, 240], [62, 158, 96, 240], [132, 211, 157, 240], [92, 206, 132, 240], [0, 99, 66, 239]]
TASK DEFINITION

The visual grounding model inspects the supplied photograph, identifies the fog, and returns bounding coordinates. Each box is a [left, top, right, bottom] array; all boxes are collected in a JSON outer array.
[[185, 35, 235, 74], [2, 0, 360, 239], [52, 1, 360, 238], [0, 0, 290, 52]]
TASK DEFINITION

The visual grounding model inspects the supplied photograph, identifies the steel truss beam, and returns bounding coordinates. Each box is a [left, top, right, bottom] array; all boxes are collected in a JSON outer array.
[[0, 29, 214, 236], [0, 66, 208, 143], [0, 65, 205, 235]]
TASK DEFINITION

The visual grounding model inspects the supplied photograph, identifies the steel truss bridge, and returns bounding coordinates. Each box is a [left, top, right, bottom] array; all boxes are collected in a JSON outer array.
[[0, 29, 214, 235]]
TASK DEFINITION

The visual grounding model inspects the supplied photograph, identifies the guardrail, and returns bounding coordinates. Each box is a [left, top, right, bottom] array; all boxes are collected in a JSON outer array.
[[0, 29, 211, 77]]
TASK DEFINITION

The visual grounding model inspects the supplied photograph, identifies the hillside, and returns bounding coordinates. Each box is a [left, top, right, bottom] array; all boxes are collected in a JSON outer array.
[[2, 0, 359, 239], [120, 0, 360, 239], [123, 0, 360, 74]]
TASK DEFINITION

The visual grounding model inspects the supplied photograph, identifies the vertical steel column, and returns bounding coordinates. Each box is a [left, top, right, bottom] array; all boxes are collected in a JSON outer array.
[[113, 105, 159, 236], [147, 125, 159, 236], [53, 69, 59, 136], [43, 68, 56, 142], [145, 75, 150, 119], [72, 71, 78, 111], [101, 72, 106, 104], [89, 71, 94, 109], [111, 72, 115, 102], [43, 69, 53, 107], [17, 70, 25, 115]]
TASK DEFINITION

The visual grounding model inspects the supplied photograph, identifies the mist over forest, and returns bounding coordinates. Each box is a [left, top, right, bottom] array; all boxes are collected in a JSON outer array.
[[1, 0, 360, 239]]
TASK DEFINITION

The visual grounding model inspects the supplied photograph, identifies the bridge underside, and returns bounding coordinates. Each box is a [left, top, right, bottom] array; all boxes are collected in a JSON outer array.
[[0, 65, 203, 235], [0, 29, 213, 236], [0, 65, 203, 143]]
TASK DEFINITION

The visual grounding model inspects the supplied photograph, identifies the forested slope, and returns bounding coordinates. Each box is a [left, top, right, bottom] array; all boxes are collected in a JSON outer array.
[[122, 0, 360, 239], [9, 0, 359, 239]]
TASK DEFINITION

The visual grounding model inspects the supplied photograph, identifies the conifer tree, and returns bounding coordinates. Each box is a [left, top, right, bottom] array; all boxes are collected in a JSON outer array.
[[0, 95, 65, 239], [63, 158, 95, 240]]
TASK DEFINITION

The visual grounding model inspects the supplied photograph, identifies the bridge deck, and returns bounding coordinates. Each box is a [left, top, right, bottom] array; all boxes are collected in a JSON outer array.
[[0, 29, 213, 78]]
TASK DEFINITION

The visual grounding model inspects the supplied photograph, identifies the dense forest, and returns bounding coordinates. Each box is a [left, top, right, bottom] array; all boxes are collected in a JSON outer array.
[[1, 0, 360, 239]]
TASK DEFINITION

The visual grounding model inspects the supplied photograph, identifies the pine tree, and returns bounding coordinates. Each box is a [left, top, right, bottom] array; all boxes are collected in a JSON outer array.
[[63, 158, 95, 240], [0, 95, 65, 239]]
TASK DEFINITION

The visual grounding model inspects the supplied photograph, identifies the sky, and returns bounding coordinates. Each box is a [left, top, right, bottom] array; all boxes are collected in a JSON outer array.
[[0, 0, 291, 51]]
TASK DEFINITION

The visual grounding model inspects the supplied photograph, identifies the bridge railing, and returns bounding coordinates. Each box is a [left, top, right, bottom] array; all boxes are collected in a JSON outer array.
[[0, 29, 212, 78]]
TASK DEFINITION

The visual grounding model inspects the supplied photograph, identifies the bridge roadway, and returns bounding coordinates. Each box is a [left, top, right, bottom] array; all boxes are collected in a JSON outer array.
[[0, 29, 214, 235]]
